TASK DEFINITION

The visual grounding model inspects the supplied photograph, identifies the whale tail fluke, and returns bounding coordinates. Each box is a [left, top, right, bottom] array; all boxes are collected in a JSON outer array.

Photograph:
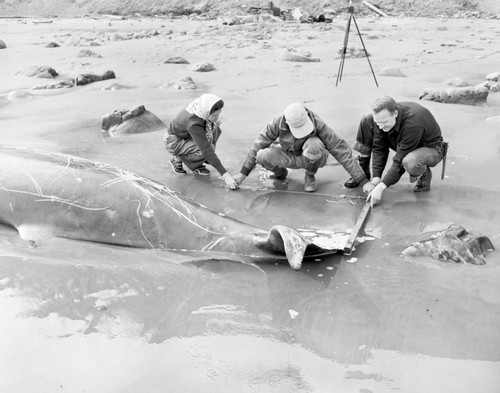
[[257, 225, 335, 270], [269, 225, 309, 270]]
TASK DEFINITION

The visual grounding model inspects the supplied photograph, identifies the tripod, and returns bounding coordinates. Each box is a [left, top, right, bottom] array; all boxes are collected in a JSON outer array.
[[336, 1, 378, 87]]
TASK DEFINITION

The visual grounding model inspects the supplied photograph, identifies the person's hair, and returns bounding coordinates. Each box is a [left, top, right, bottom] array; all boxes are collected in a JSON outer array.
[[371, 96, 397, 114], [210, 99, 224, 114]]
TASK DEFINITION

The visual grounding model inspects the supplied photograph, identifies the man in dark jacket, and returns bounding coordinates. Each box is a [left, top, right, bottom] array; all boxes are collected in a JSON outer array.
[[347, 96, 446, 206], [234, 103, 370, 193]]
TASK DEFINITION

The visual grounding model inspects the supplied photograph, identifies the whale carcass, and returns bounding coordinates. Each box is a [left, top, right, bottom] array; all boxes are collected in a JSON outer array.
[[0, 145, 342, 270]]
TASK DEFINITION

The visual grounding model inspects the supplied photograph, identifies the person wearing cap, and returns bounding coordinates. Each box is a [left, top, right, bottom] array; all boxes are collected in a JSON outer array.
[[347, 96, 446, 207], [163, 93, 238, 189], [234, 103, 370, 192]]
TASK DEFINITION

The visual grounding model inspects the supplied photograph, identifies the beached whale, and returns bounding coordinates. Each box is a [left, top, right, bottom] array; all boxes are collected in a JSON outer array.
[[0, 145, 341, 270]]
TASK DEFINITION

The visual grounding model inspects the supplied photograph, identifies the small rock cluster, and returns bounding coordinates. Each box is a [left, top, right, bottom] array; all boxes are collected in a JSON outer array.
[[419, 71, 500, 106]]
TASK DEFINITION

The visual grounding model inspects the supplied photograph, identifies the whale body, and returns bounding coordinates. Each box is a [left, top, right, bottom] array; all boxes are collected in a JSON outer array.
[[0, 145, 342, 270]]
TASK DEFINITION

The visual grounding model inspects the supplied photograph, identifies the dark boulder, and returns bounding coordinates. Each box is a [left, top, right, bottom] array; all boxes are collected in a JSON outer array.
[[419, 86, 489, 106], [17, 65, 58, 78], [75, 70, 115, 86], [403, 224, 494, 265], [164, 56, 189, 64], [101, 105, 166, 137]]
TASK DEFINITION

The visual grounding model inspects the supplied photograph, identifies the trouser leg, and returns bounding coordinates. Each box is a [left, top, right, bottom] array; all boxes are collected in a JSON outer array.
[[256, 145, 294, 174], [358, 156, 371, 178], [402, 147, 443, 177], [352, 114, 376, 157], [345, 115, 374, 188], [402, 147, 443, 191], [256, 137, 328, 171], [165, 135, 207, 170], [301, 136, 328, 176], [177, 152, 206, 171], [256, 138, 328, 190]]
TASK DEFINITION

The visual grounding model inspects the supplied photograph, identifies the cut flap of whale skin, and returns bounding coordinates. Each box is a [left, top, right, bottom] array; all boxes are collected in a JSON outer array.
[[0, 145, 338, 268]]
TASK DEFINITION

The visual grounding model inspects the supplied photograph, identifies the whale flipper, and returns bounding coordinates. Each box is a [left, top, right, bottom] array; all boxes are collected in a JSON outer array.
[[17, 224, 55, 247]]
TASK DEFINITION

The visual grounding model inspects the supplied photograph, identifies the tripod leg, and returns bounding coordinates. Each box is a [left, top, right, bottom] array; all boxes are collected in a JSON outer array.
[[336, 15, 352, 86], [352, 15, 379, 87], [336, 52, 346, 86]]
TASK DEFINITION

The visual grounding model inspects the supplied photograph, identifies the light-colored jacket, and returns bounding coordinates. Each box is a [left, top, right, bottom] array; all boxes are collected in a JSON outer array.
[[240, 107, 368, 186]]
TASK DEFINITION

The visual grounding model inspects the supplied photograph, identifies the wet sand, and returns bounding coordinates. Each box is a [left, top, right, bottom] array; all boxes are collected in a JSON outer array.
[[1, 14, 500, 392]]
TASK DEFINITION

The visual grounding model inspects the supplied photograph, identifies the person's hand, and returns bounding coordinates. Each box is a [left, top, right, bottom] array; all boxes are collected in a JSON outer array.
[[233, 173, 247, 187], [362, 181, 375, 194], [371, 177, 381, 186], [222, 172, 239, 190], [367, 182, 386, 207]]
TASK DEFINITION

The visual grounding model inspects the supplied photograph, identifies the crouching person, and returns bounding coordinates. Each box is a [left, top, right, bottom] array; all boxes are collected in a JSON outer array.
[[163, 93, 238, 189], [234, 103, 369, 193], [353, 96, 447, 206]]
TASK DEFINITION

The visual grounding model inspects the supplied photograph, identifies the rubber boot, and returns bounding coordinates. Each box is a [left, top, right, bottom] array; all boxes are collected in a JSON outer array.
[[344, 156, 371, 188], [304, 172, 318, 192], [414, 167, 432, 192], [269, 167, 288, 180]]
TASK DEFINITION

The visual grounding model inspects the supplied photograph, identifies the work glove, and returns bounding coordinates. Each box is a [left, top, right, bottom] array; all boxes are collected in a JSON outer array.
[[367, 182, 386, 207], [233, 173, 247, 187], [362, 181, 375, 194], [222, 172, 238, 190], [370, 177, 381, 186]]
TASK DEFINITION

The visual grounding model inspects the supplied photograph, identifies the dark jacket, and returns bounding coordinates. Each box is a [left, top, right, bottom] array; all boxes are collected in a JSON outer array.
[[240, 108, 368, 186], [165, 109, 225, 175], [372, 102, 443, 187]]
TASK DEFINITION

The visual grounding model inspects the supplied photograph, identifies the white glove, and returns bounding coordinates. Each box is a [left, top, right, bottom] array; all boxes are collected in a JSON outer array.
[[367, 182, 386, 207], [371, 177, 381, 186], [233, 173, 247, 187], [222, 172, 238, 190], [362, 181, 375, 194]]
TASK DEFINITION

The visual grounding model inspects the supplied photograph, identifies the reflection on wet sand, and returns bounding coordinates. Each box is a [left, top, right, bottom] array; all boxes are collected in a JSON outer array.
[[1, 224, 500, 392], [1, 159, 499, 392]]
